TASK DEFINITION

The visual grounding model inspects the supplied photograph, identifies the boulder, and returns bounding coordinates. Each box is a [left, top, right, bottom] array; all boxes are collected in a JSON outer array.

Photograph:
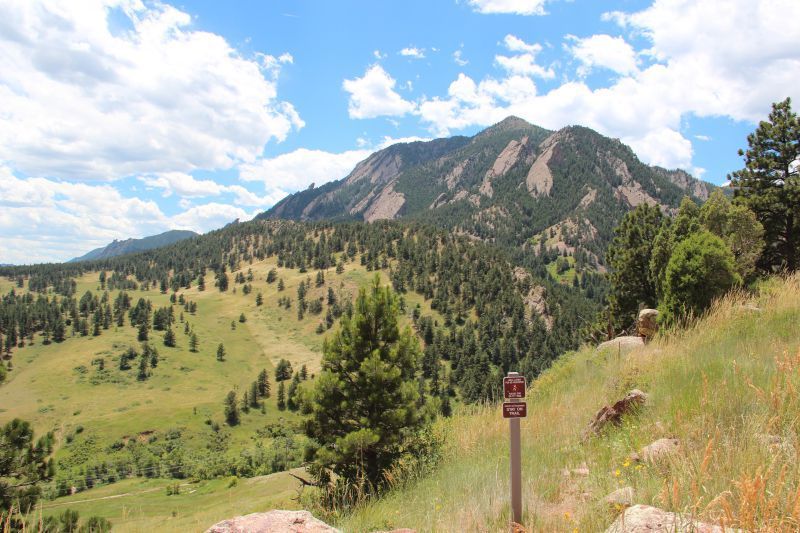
[[638, 438, 680, 463], [597, 336, 644, 354], [206, 510, 339, 533], [604, 486, 635, 508], [605, 504, 734, 532], [585, 390, 648, 438], [637, 309, 659, 341]]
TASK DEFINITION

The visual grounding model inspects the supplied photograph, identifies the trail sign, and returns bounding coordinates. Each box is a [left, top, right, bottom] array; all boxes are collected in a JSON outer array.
[[503, 375, 526, 399], [502, 401, 528, 418], [504, 371, 525, 526]]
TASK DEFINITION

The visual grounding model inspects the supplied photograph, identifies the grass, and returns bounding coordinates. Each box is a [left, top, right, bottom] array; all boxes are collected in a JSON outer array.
[[338, 274, 800, 532], [29, 469, 305, 532], [0, 254, 441, 529]]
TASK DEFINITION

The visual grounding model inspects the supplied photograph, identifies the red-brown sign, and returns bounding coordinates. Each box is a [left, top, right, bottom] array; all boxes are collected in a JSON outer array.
[[503, 376, 526, 399], [503, 401, 527, 418]]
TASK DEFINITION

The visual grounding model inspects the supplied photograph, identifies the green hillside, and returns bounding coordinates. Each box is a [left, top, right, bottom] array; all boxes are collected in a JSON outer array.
[[335, 274, 800, 532]]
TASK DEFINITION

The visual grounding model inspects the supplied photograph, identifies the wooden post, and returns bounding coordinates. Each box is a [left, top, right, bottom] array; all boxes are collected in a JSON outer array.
[[503, 371, 526, 526], [509, 413, 522, 524]]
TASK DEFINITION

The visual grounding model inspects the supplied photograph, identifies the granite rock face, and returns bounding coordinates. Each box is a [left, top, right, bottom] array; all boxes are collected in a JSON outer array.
[[206, 510, 340, 533]]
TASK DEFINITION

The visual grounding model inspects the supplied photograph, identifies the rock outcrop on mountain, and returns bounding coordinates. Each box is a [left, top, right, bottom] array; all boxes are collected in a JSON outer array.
[[260, 117, 712, 268]]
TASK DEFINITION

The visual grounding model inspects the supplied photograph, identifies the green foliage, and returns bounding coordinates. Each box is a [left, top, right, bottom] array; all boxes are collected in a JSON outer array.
[[730, 97, 800, 272], [216, 343, 225, 362], [699, 189, 765, 282], [0, 418, 54, 513], [650, 197, 702, 301], [223, 391, 239, 426], [274, 359, 293, 381], [606, 204, 662, 329], [305, 276, 426, 490], [660, 231, 741, 323]]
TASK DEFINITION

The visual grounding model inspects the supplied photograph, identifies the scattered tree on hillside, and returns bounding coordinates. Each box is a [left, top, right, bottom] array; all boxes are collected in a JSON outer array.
[[305, 276, 426, 490], [256, 292, 263, 306], [216, 343, 226, 362], [266, 268, 277, 283], [0, 418, 54, 514], [238, 313, 246, 323], [275, 359, 293, 381], [189, 333, 199, 353], [224, 391, 239, 426], [163, 328, 176, 347], [731, 97, 800, 272], [276, 381, 286, 411], [258, 369, 271, 398]]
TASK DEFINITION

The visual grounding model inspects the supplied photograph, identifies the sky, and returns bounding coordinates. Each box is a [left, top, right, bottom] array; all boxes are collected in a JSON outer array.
[[0, 0, 798, 264]]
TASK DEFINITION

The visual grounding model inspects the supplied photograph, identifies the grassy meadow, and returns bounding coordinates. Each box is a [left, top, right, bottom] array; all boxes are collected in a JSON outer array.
[[337, 274, 800, 532], [0, 255, 438, 530]]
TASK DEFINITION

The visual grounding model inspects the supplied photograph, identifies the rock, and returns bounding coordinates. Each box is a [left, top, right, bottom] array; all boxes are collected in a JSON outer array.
[[597, 336, 644, 354], [604, 504, 735, 532], [374, 530, 416, 533], [585, 389, 648, 438], [206, 510, 339, 533], [637, 309, 659, 342], [604, 486, 635, 508], [639, 438, 680, 463]]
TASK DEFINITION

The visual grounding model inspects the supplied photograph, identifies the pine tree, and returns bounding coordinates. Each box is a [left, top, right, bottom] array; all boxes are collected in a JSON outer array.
[[216, 343, 226, 362], [256, 292, 263, 306], [224, 391, 239, 425], [249, 381, 260, 408], [277, 278, 285, 291], [137, 352, 149, 381], [0, 419, 54, 513], [137, 321, 149, 342], [258, 369, 271, 398], [730, 97, 800, 271], [163, 328, 176, 347], [238, 313, 246, 323], [241, 391, 250, 413], [266, 268, 278, 283], [287, 373, 300, 411], [277, 381, 286, 410], [300, 364, 308, 380], [197, 274, 206, 291], [305, 276, 426, 489], [189, 333, 199, 353]]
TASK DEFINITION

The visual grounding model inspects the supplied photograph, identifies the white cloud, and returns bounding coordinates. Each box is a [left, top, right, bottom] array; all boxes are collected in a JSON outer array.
[[503, 34, 541, 54], [694, 134, 711, 142], [0, 0, 303, 181], [468, 0, 549, 16], [140, 172, 225, 198], [566, 34, 638, 76], [239, 148, 373, 191], [0, 165, 263, 264], [342, 65, 417, 119], [418, 0, 800, 173], [495, 35, 554, 78], [373, 50, 387, 60], [400, 47, 425, 59], [453, 49, 469, 66]]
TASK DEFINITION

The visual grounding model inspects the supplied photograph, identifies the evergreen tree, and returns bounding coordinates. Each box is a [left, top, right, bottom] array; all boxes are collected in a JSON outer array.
[[275, 359, 293, 381], [277, 381, 286, 411], [730, 98, 800, 271], [266, 268, 278, 283], [189, 333, 199, 353], [0, 419, 54, 514], [287, 373, 301, 411], [241, 391, 250, 413], [606, 204, 662, 330], [224, 391, 239, 426], [216, 343, 226, 362], [137, 352, 149, 381], [256, 292, 263, 306], [197, 274, 206, 292], [137, 321, 149, 342], [163, 328, 176, 347], [238, 313, 246, 323], [300, 364, 308, 380], [305, 276, 425, 489], [258, 369, 271, 398], [277, 278, 285, 291], [249, 381, 260, 408], [650, 198, 701, 300], [215, 267, 229, 292]]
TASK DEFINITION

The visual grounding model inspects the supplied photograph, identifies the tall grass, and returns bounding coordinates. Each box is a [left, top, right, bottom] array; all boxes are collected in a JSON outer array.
[[339, 274, 800, 532]]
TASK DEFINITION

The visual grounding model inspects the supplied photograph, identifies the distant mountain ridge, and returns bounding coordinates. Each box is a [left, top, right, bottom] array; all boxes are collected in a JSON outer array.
[[69, 230, 199, 262], [259, 116, 712, 266]]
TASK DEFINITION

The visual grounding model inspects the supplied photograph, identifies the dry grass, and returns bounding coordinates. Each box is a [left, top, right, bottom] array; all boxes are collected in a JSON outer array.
[[340, 274, 800, 532]]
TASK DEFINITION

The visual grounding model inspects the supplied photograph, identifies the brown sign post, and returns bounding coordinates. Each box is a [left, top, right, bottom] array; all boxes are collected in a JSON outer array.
[[503, 372, 526, 526]]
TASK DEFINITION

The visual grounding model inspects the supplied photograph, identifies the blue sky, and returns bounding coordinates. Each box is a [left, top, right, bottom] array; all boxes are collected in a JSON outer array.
[[1, 0, 798, 264]]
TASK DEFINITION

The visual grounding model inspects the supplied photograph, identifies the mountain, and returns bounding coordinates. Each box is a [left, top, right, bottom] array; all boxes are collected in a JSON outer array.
[[69, 229, 199, 262], [260, 116, 711, 267]]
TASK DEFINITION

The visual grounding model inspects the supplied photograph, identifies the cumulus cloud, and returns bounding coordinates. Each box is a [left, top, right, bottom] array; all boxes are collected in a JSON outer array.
[[0, 0, 303, 181], [418, 0, 800, 173], [342, 65, 417, 119], [453, 49, 469, 66], [0, 165, 263, 264], [495, 35, 554, 78], [400, 47, 425, 59], [140, 172, 225, 198], [239, 148, 373, 191], [566, 34, 638, 76], [468, 0, 549, 16]]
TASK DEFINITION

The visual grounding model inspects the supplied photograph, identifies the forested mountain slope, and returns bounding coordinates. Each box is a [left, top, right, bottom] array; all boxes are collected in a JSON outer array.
[[260, 117, 712, 269], [69, 230, 199, 263]]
